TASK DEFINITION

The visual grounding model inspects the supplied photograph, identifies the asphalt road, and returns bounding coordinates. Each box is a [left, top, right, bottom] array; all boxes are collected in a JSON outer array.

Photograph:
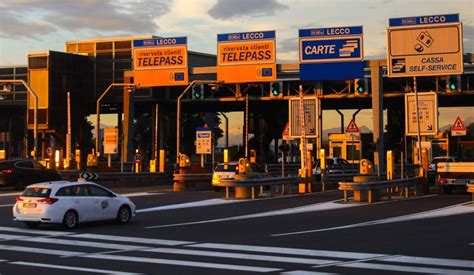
[[0, 184, 473, 274]]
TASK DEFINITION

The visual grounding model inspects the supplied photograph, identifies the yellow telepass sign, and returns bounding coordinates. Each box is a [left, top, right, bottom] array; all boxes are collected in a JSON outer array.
[[133, 37, 188, 87], [217, 31, 276, 83], [387, 14, 463, 77]]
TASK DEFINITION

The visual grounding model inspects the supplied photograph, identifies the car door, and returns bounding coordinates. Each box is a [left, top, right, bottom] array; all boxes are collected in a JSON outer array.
[[71, 184, 95, 222], [14, 160, 43, 184], [87, 185, 119, 220]]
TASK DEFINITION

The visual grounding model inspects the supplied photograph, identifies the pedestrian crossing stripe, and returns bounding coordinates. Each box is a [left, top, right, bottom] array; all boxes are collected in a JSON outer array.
[[451, 116, 466, 131], [345, 119, 360, 133]]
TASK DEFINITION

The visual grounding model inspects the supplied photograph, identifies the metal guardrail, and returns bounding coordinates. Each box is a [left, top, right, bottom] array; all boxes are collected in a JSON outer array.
[[173, 173, 213, 182], [339, 177, 421, 203], [172, 173, 213, 191], [59, 171, 170, 187], [467, 184, 474, 203], [219, 176, 300, 199]]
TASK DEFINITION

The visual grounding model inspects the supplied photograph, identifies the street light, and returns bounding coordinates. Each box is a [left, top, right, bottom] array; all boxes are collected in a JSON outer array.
[[0, 80, 38, 160], [95, 83, 135, 155]]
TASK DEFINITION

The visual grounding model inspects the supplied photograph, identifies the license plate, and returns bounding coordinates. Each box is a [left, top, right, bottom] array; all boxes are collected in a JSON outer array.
[[455, 179, 467, 184], [23, 203, 37, 208]]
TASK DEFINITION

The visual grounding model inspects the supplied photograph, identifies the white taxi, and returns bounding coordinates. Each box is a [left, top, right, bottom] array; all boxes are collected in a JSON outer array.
[[13, 181, 136, 229]]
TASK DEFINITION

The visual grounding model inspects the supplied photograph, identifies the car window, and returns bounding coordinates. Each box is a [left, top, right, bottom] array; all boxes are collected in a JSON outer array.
[[15, 161, 35, 169], [87, 185, 112, 197], [21, 187, 51, 198], [71, 185, 90, 196], [56, 186, 73, 197]]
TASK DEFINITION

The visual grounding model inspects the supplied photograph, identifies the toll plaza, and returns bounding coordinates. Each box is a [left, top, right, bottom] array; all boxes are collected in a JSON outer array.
[[0, 14, 473, 200]]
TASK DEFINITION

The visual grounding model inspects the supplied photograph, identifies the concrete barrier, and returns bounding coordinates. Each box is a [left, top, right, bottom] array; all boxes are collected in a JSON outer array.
[[173, 173, 213, 191], [219, 176, 300, 199]]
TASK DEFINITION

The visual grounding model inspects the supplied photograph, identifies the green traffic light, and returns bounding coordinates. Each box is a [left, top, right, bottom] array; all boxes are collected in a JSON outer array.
[[356, 80, 365, 93], [193, 85, 202, 99], [271, 82, 281, 96], [449, 83, 457, 90]]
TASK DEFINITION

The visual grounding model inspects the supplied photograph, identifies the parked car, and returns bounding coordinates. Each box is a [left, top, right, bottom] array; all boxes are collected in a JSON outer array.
[[0, 158, 61, 190], [428, 156, 457, 184], [313, 157, 358, 177], [212, 161, 266, 191], [13, 181, 136, 229]]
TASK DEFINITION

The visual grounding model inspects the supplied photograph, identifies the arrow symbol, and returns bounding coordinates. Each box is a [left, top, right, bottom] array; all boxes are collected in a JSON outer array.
[[427, 125, 433, 131]]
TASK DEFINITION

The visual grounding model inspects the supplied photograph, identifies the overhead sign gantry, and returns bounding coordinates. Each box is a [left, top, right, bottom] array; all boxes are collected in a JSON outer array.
[[133, 37, 189, 86], [217, 30, 276, 83]]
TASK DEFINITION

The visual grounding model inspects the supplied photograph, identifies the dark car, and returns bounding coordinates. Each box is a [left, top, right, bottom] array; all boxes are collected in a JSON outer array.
[[0, 158, 61, 190]]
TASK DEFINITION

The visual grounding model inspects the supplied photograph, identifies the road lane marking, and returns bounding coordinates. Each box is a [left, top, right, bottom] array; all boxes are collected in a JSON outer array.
[[144, 247, 338, 265], [0, 244, 82, 256], [379, 255, 474, 269], [282, 271, 338, 275], [9, 261, 142, 275], [145, 198, 357, 229], [0, 192, 21, 197], [0, 233, 34, 240], [136, 198, 246, 213], [342, 262, 474, 274], [0, 226, 74, 236], [68, 233, 193, 246], [82, 254, 281, 273], [0, 204, 14, 208], [187, 243, 385, 260], [272, 201, 474, 237], [123, 192, 163, 197], [24, 237, 149, 250]]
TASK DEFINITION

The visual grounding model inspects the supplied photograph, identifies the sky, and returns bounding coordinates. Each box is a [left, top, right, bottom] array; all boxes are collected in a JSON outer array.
[[1, 0, 473, 145]]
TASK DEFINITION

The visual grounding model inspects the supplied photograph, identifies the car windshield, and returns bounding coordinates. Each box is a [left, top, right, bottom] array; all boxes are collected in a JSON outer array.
[[215, 164, 237, 172], [21, 187, 51, 198]]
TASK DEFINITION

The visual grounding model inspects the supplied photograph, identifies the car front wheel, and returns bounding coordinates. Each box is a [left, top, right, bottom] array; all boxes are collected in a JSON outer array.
[[117, 205, 131, 224], [63, 210, 78, 229]]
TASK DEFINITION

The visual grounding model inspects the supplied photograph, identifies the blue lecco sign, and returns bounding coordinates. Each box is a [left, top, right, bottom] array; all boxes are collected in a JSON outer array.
[[299, 26, 364, 81]]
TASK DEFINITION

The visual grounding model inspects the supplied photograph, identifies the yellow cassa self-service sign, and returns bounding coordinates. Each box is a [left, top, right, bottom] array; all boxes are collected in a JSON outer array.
[[133, 37, 188, 86], [217, 31, 276, 83]]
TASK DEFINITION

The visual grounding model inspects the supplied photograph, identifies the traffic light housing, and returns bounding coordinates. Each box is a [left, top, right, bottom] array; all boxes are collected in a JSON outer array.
[[270, 82, 282, 98], [354, 79, 365, 94], [192, 84, 204, 99], [447, 76, 460, 92]]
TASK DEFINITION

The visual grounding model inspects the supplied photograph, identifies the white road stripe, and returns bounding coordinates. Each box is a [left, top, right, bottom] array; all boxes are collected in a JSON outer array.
[[123, 192, 162, 197], [0, 233, 33, 240], [68, 233, 193, 246], [380, 256, 474, 269], [282, 271, 338, 275], [83, 253, 281, 273], [273, 201, 474, 237], [0, 259, 7, 262], [24, 237, 149, 250], [0, 244, 82, 256], [0, 204, 14, 207], [145, 198, 356, 229], [344, 262, 474, 275], [0, 226, 73, 236], [136, 198, 246, 213], [187, 243, 385, 260], [9, 261, 142, 275], [0, 192, 21, 197], [145, 247, 338, 265]]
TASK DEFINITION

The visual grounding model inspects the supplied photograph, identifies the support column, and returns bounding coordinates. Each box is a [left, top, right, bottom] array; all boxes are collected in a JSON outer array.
[[370, 60, 385, 174], [123, 87, 134, 162], [316, 82, 323, 153]]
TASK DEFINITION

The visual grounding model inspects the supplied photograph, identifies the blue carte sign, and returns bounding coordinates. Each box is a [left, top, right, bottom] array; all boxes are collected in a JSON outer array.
[[134, 37, 187, 48], [217, 30, 275, 42], [389, 14, 459, 27], [298, 26, 364, 81]]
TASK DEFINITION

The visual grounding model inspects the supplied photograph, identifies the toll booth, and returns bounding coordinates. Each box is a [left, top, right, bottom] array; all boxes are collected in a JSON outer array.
[[328, 133, 373, 164]]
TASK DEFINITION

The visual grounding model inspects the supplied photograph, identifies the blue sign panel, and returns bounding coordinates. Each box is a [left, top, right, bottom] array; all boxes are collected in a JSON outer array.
[[299, 26, 363, 37], [389, 14, 459, 27], [217, 30, 275, 42], [299, 26, 364, 81], [300, 37, 362, 63], [134, 37, 187, 47]]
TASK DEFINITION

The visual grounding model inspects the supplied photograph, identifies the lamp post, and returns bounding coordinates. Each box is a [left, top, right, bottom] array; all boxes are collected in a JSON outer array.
[[95, 83, 135, 155], [1, 80, 38, 160]]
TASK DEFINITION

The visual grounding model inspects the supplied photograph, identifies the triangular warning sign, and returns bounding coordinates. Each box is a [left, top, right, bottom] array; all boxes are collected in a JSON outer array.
[[345, 119, 360, 133], [451, 116, 466, 131]]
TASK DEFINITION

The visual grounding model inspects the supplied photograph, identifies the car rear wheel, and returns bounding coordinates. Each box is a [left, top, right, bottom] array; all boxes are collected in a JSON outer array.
[[63, 210, 78, 229], [117, 205, 131, 224], [24, 222, 40, 229]]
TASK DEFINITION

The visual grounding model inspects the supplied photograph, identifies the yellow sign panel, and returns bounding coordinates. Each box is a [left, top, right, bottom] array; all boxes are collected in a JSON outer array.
[[133, 37, 188, 87], [387, 23, 463, 77], [217, 31, 276, 83]]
